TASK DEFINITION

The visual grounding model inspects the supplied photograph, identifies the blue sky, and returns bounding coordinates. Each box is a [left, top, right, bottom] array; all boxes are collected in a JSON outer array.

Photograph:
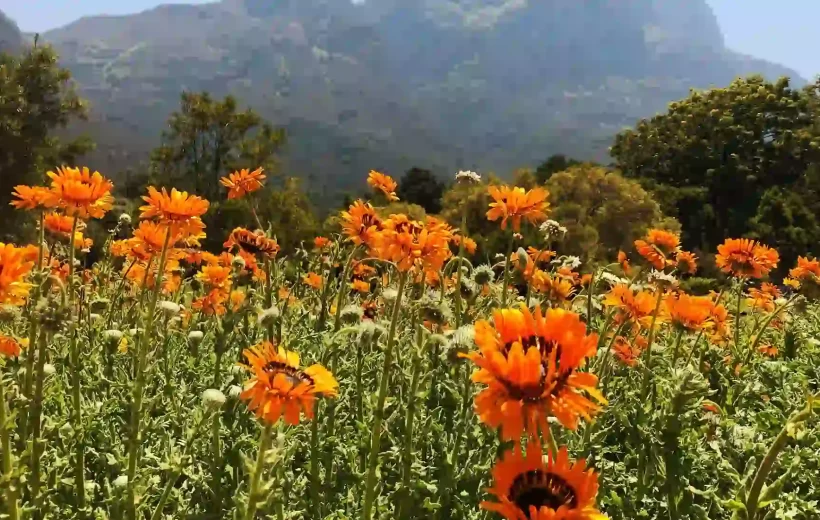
[[1, 0, 817, 79]]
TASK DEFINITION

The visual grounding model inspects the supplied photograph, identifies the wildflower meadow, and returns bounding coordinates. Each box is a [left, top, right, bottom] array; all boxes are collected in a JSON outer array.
[[0, 165, 819, 520]]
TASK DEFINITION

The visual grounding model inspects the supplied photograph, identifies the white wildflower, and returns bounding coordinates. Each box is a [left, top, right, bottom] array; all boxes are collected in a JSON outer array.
[[455, 170, 481, 184]]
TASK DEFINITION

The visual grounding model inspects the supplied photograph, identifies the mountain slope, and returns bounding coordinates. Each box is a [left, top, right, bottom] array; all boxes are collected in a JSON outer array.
[[34, 0, 802, 198], [0, 10, 22, 53]]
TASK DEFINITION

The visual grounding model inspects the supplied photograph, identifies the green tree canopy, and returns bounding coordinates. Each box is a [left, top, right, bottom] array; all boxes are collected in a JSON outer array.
[[535, 154, 583, 184], [545, 165, 678, 262], [611, 76, 820, 260], [0, 40, 93, 232], [396, 167, 445, 214], [150, 91, 285, 200]]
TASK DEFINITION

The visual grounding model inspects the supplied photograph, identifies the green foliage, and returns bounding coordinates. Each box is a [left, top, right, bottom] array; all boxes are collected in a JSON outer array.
[[149, 91, 285, 200], [535, 154, 583, 184], [396, 168, 445, 214], [545, 165, 678, 262], [611, 76, 820, 261], [0, 40, 93, 232]]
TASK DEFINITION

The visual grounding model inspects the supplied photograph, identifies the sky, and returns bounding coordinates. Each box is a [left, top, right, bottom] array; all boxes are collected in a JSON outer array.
[[1, 0, 817, 79]]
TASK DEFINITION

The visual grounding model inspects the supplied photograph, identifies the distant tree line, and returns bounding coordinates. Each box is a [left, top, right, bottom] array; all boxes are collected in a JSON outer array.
[[2, 42, 818, 271]]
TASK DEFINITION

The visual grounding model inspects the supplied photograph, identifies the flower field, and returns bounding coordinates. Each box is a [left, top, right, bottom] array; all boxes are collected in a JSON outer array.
[[0, 167, 819, 520]]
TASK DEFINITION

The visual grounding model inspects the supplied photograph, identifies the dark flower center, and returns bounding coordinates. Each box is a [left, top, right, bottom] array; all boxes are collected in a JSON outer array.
[[263, 361, 314, 386], [510, 470, 577, 517]]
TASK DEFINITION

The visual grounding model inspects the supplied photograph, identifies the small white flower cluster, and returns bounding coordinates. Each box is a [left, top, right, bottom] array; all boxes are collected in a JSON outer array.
[[540, 219, 567, 240], [552, 255, 582, 269], [455, 170, 481, 184], [648, 269, 677, 287]]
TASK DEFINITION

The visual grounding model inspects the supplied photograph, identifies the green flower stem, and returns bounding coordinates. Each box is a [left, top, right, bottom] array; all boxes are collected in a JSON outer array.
[[586, 269, 596, 324], [670, 328, 685, 367], [66, 216, 87, 511], [125, 225, 172, 520], [398, 324, 424, 519], [733, 278, 744, 353], [500, 232, 515, 307], [149, 410, 211, 520], [20, 211, 45, 447], [742, 295, 798, 367], [454, 206, 468, 325], [28, 329, 50, 509], [309, 400, 321, 519], [0, 365, 20, 520], [265, 260, 275, 342], [745, 396, 818, 520], [243, 423, 273, 520], [361, 271, 407, 520]]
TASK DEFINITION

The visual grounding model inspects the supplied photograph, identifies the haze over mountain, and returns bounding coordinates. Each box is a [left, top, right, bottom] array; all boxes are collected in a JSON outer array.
[[0, 0, 805, 198]]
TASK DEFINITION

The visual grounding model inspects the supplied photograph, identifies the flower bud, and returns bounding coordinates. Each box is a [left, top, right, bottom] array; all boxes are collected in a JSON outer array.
[[202, 388, 226, 410], [118, 213, 132, 225], [340, 305, 363, 325], [159, 301, 181, 316], [187, 330, 204, 343]]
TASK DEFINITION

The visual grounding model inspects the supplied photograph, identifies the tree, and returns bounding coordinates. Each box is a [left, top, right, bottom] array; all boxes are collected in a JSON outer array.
[[150, 92, 285, 200], [0, 40, 93, 230], [545, 165, 678, 262], [535, 154, 582, 184], [611, 76, 820, 255], [396, 168, 445, 214]]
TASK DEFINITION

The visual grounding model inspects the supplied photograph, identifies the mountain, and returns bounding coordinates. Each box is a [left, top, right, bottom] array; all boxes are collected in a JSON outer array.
[[0, 10, 22, 52], [20, 0, 804, 199]]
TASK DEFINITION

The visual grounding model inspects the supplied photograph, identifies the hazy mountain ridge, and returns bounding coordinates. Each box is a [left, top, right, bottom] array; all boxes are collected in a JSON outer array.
[[4, 0, 804, 198]]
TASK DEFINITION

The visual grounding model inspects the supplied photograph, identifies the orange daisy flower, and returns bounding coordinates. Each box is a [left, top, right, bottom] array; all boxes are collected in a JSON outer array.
[[664, 292, 713, 331], [196, 264, 232, 290], [140, 186, 209, 225], [10, 185, 50, 211], [528, 247, 556, 265], [617, 250, 632, 275], [43, 212, 83, 236], [788, 256, 820, 296], [674, 250, 698, 275], [220, 167, 266, 200], [461, 306, 605, 440], [746, 284, 778, 313], [715, 238, 779, 279], [224, 228, 280, 259], [0, 243, 34, 306], [0, 335, 24, 358], [350, 279, 370, 293], [367, 170, 399, 201], [314, 236, 331, 249], [758, 344, 779, 358], [453, 234, 478, 255], [183, 249, 221, 266], [634, 229, 680, 270], [613, 336, 643, 367], [603, 284, 658, 327], [192, 288, 228, 316], [370, 214, 453, 272], [531, 270, 574, 303], [239, 341, 338, 425], [483, 442, 605, 520], [303, 272, 323, 289], [230, 289, 247, 312], [340, 200, 382, 246], [486, 185, 550, 232], [41, 166, 114, 219]]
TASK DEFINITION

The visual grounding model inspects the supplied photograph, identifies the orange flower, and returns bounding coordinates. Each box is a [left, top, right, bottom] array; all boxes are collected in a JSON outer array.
[[192, 288, 228, 316], [675, 250, 698, 275], [350, 279, 370, 293], [531, 270, 574, 303], [758, 344, 778, 358], [43, 212, 82, 236], [664, 292, 713, 331], [303, 272, 323, 289], [196, 265, 232, 291], [224, 228, 280, 259], [42, 166, 114, 219], [183, 249, 221, 266], [220, 167, 266, 199], [140, 186, 209, 225], [617, 250, 632, 275], [634, 229, 680, 270], [453, 235, 477, 255], [603, 284, 658, 326], [528, 247, 556, 265], [370, 214, 453, 272], [314, 236, 331, 249], [72, 232, 93, 252], [367, 170, 399, 201], [715, 238, 779, 279], [239, 341, 338, 425], [230, 289, 247, 312], [613, 336, 643, 367], [486, 185, 550, 232], [461, 306, 605, 440], [0, 335, 24, 358], [10, 185, 50, 210], [789, 256, 820, 295], [340, 200, 382, 246], [0, 243, 34, 306], [746, 284, 779, 313], [482, 443, 605, 520]]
